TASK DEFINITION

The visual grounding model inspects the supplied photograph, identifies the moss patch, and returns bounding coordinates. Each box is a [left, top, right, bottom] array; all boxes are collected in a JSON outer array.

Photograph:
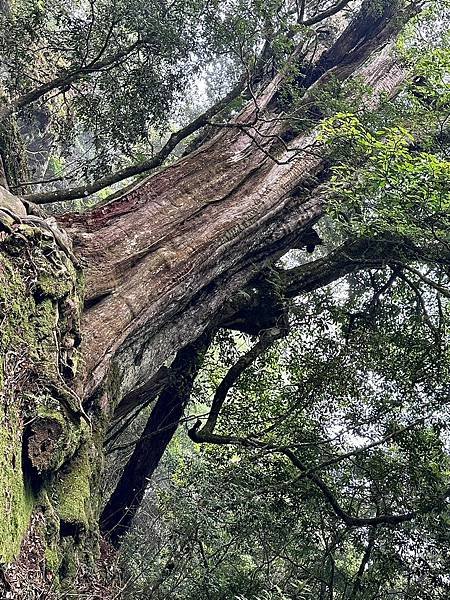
[[0, 212, 109, 596], [0, 414, 35, 563], [0, 256, 37, 562], [0, 226, 83, 563], [53, 441, 93, 529], [44, 544, 61, 575]]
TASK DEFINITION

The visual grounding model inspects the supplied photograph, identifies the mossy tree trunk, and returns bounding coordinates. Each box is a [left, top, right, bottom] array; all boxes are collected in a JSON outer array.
[[0, 2, 419, 595]]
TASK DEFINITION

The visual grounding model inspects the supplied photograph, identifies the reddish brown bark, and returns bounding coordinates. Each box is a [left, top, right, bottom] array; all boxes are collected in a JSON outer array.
[[66, 12, 411, 544], [62, 40, 406, 411]]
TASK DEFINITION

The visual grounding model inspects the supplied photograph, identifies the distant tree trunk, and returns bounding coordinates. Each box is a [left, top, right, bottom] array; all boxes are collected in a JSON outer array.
[[0, 1, 418, 595]]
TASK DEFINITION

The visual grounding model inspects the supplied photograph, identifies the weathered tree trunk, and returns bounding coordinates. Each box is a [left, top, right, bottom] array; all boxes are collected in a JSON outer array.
[[0, 2, 418, 594]]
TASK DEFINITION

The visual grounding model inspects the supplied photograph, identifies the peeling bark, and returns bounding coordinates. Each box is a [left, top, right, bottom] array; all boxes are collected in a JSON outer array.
[[65, 41, 407, 409]]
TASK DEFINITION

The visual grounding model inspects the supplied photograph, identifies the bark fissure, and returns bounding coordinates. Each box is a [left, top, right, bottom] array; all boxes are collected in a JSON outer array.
[[71, 35, 408, 406]]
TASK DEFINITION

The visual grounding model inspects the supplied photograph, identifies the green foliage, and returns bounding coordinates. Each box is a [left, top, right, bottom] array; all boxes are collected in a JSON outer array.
[[122, 262, 450, 598], [4, 0, 450, 595], [0, 0, 301, 187], [322, 114, 450, 245]]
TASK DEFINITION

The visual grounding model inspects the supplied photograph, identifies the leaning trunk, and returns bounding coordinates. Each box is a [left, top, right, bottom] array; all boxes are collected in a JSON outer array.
[[0, 2, 416, 593]]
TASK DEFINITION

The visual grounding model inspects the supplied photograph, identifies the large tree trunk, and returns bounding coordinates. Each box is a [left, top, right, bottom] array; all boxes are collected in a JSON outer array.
[[0, 2, 417, 595]]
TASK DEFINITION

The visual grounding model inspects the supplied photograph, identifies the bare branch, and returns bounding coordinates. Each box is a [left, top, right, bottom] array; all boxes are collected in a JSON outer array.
[[397, 263, 450, 299], [301, 0, 354, 27]]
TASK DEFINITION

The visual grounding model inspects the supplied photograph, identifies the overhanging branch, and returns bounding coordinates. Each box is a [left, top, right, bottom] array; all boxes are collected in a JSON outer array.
[[188, 422, 445, 528], [200, 327, 287, 437], [0, 34, 157, 123], [301, 0, 354, 27]]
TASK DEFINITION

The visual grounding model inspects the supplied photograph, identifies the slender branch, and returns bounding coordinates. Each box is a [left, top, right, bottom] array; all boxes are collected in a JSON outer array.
[[397, 263, 450, 299], [396, 271, 441, 342], [24, 75, 247, 204], [303, 412, 435, 475], [279, 447, 418, 527], [297, 0, 306, 23], [188, 330, 449, 528], [199, 327, 286, 437], [107, 412, 210, 454], [345, 266, 401, 335], [301, 0, 354, 27], [349, 526, 377, 600], [189, 423, 434, 527]]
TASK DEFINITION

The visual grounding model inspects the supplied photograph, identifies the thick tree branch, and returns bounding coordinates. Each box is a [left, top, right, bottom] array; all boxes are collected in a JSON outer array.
[[283, 238, 401, 298], [101, 328, 215, 545], [221, 236, 408, 336], [220, 231, 449, 340]]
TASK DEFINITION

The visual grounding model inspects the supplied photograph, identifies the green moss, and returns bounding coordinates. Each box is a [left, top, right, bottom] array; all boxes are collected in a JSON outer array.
[[38, 490, 60, 538], [44, 545, 61, 574], [0, 256, 36, 352], [37, 274, 73, 300], [59, 540, 79, 581], [33, 497, 62, 582], [28, 406, 83, 473], [0, 423, 34, 562], [0, 379, 34, 562], [53, 443, 92, 528], [0, 226, 84, 563], [32, 298, 58, 351], [0, 257, 36, 562]]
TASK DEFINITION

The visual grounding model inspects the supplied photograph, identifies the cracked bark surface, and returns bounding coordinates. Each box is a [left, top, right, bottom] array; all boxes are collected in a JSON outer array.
[[63, 38, 408, 408]]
